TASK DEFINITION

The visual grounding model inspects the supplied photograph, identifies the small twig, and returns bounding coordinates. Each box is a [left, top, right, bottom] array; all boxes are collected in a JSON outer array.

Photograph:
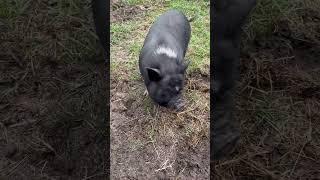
[[248, 85, 268, 94], [268, 70, 273, 92], [8, 49, 23, 68], [37, 137, 56, 153], [177, 107, 197, 115], [58, 103, 75, 117], [289, 122, 312, 177], [242, 159, 278, 179], [274, 56, 295, 61], [155, 160, 174, 172], [189, 114, 202, 121], [30, 59, 36, 76], [151, 140, 160, 162], [289, 143, 307, 178], [8, 119, 38, 128], [41, 161, 47, 175], [82, 173, 108, 180], [215, 151, 270, 167], [291, 152, 317, 162], [176, 166, 187, 178]]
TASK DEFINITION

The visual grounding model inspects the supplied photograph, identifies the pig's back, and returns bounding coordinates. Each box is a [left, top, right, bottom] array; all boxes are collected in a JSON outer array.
[[144, 10, 191, 55]]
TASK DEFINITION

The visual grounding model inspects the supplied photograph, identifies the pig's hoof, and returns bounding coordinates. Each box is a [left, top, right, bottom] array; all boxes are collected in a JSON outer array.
[[143, 90, 148, 96]]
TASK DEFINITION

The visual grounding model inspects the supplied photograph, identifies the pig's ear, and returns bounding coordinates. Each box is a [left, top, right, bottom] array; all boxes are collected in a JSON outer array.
[[146, 67, 162, 81]]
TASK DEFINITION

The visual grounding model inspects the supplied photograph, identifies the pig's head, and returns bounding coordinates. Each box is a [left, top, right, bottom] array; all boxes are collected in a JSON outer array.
[[145, 60, 189, 110]]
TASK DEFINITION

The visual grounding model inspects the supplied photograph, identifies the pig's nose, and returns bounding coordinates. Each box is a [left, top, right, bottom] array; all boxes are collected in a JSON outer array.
[[172, 98, 186, 111], [175, 103, 185, 111]]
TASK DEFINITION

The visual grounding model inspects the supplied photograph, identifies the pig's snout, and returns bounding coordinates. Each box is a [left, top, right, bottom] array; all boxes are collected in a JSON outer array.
[[168, 95, 186, 111]]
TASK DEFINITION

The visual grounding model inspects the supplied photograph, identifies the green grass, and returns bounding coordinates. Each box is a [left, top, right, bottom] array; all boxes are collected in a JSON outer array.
[[123, 0, 153, 6], [111, 22, 137, 45], [111, 0, 210, 75]]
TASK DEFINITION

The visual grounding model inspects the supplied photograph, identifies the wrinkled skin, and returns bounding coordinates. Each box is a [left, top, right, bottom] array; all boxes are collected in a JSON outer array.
[[212, 0, 256, 161], [139, 10, 191, 110]]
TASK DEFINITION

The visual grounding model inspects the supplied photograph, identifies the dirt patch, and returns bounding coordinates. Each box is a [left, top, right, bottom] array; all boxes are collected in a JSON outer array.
[[110, 69, 210, 179], [111, 0, 150, 23]]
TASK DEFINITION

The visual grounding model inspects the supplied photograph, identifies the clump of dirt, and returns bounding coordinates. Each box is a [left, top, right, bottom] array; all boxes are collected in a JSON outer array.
[[110, 68, 210, 179]]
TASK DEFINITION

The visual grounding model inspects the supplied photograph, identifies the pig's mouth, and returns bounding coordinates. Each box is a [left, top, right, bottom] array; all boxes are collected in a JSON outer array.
[[153, 94, 185, 111], [167, 96, 185, 111]]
